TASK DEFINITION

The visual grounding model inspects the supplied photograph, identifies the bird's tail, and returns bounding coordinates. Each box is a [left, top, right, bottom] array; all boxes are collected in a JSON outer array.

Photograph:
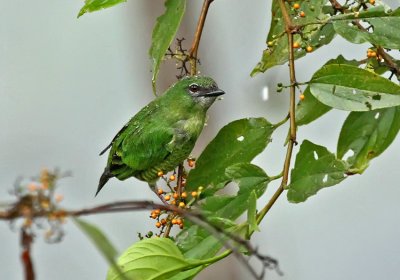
[[96, 168, 113, 196]]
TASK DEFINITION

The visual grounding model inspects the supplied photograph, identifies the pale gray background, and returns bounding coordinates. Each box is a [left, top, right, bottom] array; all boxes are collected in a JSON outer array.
[[1, 0, 400, 279]]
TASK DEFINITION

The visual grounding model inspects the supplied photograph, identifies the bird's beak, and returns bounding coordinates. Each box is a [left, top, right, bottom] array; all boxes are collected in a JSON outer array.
[[198, 89, 225, 98]]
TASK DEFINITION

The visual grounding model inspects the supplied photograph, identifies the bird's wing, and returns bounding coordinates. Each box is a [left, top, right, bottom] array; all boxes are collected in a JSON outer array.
[[100, 102, 159, 156], [119, 125, 175, 171]]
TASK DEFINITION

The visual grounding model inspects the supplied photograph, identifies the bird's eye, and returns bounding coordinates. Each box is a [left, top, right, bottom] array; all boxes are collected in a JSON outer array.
[[189, 84, 199, 93]]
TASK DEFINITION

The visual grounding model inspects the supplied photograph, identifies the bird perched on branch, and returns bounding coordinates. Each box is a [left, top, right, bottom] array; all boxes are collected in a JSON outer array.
[[96, 76, 225, 196]]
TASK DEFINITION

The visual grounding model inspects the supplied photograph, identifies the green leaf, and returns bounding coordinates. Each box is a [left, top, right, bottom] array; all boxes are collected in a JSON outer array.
[[186, 118, 275, 193], [247, 190, 259, 235], [73, 218, 118, 267], [251, 0, 335, 75], [107, 238, 219, 280], [201, 163, 270, 221], [287, 140, 347, 203], [332, 7, 400, 49], [337, 107, 400, 173], [150, 0, 186, 93], [296, 55, 359, 125], [309, 64, 400, 111], [77, 0, 126, 18], [177, 164, 269, 258]]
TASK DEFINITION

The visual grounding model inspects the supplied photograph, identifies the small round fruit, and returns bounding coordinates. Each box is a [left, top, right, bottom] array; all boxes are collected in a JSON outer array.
[[157, 171, 164, 177], [300, 11, 305, 17], [157, 189, 164, 195], [293, 42, 300, 48], [179, 202, 185, 208], [191, 191, 198, 197], [155, 222, 161, 228], [299, 94, 305, 101], [169, 175, 176, 181], [164, 195, 171, 201], [181, 192, 187, 198], [293, 3, 300, 9]]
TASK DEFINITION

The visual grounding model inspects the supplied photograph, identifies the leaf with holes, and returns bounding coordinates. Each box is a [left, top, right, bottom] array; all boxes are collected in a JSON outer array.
[[77, 0, 126, 18], [287, 140, 347, 203], [337, 107, 400, 173], [331, 7, 400, 49], [149, 0, 186, 93], [177, 164, 269, 260], [107, 237, 222, 280], [186, 118, 275, 194], [309, 64, 400, 111], [251, 0, 335, 75], [296, 56, 360, 125]]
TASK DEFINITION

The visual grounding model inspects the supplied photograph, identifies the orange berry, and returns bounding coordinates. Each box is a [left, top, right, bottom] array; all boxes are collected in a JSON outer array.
[[370, 51, 377, 57], [155, 222, 161, 228], [369, 0, 375, 4], [188, 159, 195, 168], [157, 189, 164, 195], [161, 219, 167, 225], [173, 193, 179, 199], [169, 175, 176, 181], [299, 11, 305, 17], [164, 195, 171, 201], [191, 191, 198, 197], [293, 42, 300, 48], [293, 3, 300, 9], [154, 209, 161, 215], [181, 192, 187, 198], [157, 171, 164, 177], [171, 200, 176, 205], [306, 46, 313, 52], [55, 194, 64, 203], [267, 41, 273, 47], [176, 219, 183, 225], [179, 202, 185, 208], [171, 219, 178, 224], [299, 94, 305, 101], [151, 213, 158, 219], [27, 183, 37, 192]]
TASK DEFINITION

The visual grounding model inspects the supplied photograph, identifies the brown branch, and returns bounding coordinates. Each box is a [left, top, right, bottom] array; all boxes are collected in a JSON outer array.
[[257, 0, 298, 223], [21, 229, 34, 280], [189, 0, 214, 75]]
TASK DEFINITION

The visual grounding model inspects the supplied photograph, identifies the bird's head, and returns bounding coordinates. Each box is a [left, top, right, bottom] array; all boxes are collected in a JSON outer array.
[[171, 76, 225, 109]]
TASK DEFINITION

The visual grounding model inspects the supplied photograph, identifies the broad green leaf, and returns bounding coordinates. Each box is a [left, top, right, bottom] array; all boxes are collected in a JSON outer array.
[[309, 64, 400, 111], [150, 0, 186, 93], [251, 0, 335, 75], [73, 218, 118, 267], [178, 164, 269, 258], [201, 163, 270, 221], [186, 118, 275, 193], [287, 140, 347, 203], [337, 107, 400, 173], [107, 238, 218, 280], [332, 7, 400, 49], [296, 56, 359, 125], [78, 0, 126, 18], [247, 190, 259, 235]]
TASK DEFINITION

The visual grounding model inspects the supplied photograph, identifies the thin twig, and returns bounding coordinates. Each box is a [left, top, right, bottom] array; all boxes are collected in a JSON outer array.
[[189, 0, 214, 75], [21, 228, 34, 280]]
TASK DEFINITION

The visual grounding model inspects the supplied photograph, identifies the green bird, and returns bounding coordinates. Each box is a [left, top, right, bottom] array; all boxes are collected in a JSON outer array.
[[96, 76, 225, 196]]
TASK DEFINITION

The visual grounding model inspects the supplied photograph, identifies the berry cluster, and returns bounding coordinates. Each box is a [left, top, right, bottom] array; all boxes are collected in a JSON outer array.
[[148, 158, 203, 237], [8, 169, 68, 243]]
